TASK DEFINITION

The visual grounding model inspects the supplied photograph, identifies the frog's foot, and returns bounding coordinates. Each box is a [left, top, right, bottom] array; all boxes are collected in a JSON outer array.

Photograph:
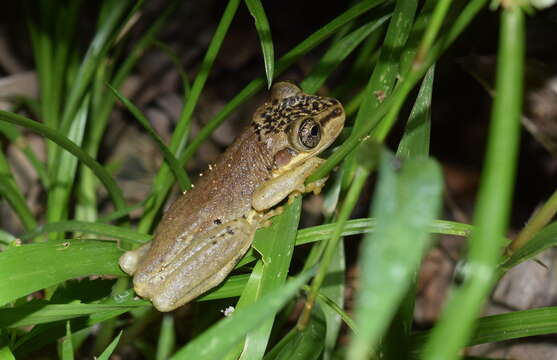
[[119, 242, 152, 275], [305, 176, 328, 195], [286, 175, 329, 204], [253, 207, 284, 228]]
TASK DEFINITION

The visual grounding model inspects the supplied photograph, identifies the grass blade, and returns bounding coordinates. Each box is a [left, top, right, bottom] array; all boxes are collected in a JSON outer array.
[[233, 198, 301, 360], [348, 151, 443, 359], [59, 321, 73, 360], [20, 220, 151, 245], [139, 0, 241, 233], [0, 150, 36, 230], [46, 95, 89, 233], [157, 315, 176, 360], [0, 240, 124, 306], [508, 188, 557, 254], [0, 340, 15, 360], [422, 5, 525, 359], [171, 269, 314, 360], [397, 65, 434, 159], [301, 13, 391, 95], [60, 0, 132, 130], [411, 307, 557, 353], [309, 0, 489, 182], [0, 302, 148, 329], [0, 110, 126, 212], [295, 218, 472, 246], [107, 84, 190, 190], [180, 0, 386, 167], [500, 221, 557, 272], [245, 0, 274, 88], [95, 330, 122, 360]]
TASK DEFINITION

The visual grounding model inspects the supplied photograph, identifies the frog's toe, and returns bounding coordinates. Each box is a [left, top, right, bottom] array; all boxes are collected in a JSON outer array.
[[151, 292, 182, 312], [119, 242, 152, 276]]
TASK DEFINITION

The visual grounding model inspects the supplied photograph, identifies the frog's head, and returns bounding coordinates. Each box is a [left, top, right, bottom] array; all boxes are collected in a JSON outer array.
[[252, 81, 345, 172]]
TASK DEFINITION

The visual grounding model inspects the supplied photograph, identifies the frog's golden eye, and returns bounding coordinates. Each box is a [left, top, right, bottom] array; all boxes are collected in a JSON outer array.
[[298, 118, 321, 149]]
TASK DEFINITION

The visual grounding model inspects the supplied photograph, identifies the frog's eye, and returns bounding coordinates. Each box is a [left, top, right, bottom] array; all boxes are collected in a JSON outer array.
[[298, 118, 321, 149]]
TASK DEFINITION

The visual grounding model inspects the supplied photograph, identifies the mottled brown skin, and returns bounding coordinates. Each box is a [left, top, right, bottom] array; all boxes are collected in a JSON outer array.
[[120, 82, 345, 311], [132, 127, 273, 296]]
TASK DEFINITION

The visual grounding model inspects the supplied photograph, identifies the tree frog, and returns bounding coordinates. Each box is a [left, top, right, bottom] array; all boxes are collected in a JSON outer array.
[[119, 82, 345, 311]]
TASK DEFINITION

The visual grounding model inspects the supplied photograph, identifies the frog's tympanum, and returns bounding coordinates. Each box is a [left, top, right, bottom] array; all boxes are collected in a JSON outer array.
[[119, 82, 345, 311]]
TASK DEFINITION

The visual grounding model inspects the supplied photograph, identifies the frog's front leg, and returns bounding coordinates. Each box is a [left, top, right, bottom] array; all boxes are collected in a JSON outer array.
[[252, 157, 325, 212], [120, 242, 152, 275], [134, 218, 256, 312]]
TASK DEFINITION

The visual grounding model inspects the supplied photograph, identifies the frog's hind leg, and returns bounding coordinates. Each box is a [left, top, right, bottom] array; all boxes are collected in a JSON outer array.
[[119, 242, 152, 275], [147, 219, 256, 312]]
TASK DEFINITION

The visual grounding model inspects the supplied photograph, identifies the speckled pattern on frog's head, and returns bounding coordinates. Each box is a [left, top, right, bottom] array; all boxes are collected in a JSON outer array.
[[252, 81, 345, 172]]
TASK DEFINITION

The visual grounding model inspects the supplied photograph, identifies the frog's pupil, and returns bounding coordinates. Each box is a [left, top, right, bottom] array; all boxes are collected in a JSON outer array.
[[311, 126, 319, 136]]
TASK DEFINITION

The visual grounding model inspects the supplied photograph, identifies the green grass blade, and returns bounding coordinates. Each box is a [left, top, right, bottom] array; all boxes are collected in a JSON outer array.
[[315, 290, 355, 332], [107, 84, 190, 190], [232, 198, 301, 360], [76, 2, 177, 222], [60, 0, 132, 131], [171, 269, 314, 360], [309, 0, 489, 183], [46, 95, 89, 232], [11, 289, 136, 354], [422, 6, 525, 359], [413, 0, 452, 65], [97, 200, 147, 222], [469, 307, 557, 345], [295, 218, 472, 245], [197, 274, 250, 301], [245, 0, 274, 88], [380, 64, 435, 360], [0, 110, 126, 212], [26, 0, 56, 132], [299, 161, 372, 329], [180, 0, 386, 167], [264, 308, 326, 360], [0, 240, 124, 307], [508, 188, 557, 254], [347, 151, 443, 360], [267, 310, 326, 360], [500, 221, 557, 272], [276, 0, 385, 74], [301, 13, 391, 95], [60, 322, 74, 360], [397, 65, 434, 158], [96, 330, 122, 360], [0, 302, 148, 329], [139, 0, 241, 233], [154, 39, 191, 97], [0, 150, 36, 230], [0, 340, 15, 360], [0, 122, 49, 188], [411, 307, 557, 353], [156, 315, 176, 360], [381, 64, 435, 359], [51, 1, 81, 126], [354, 0, 417, 132], [319, 233, 346, 360], [20, 220, 151, 245]]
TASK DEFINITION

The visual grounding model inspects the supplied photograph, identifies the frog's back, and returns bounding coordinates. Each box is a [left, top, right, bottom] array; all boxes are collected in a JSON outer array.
[[134, 127, 272, 278]]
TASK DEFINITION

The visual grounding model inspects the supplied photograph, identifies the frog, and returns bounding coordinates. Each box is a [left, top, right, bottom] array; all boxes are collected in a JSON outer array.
[[119, 81, 345, 312]]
